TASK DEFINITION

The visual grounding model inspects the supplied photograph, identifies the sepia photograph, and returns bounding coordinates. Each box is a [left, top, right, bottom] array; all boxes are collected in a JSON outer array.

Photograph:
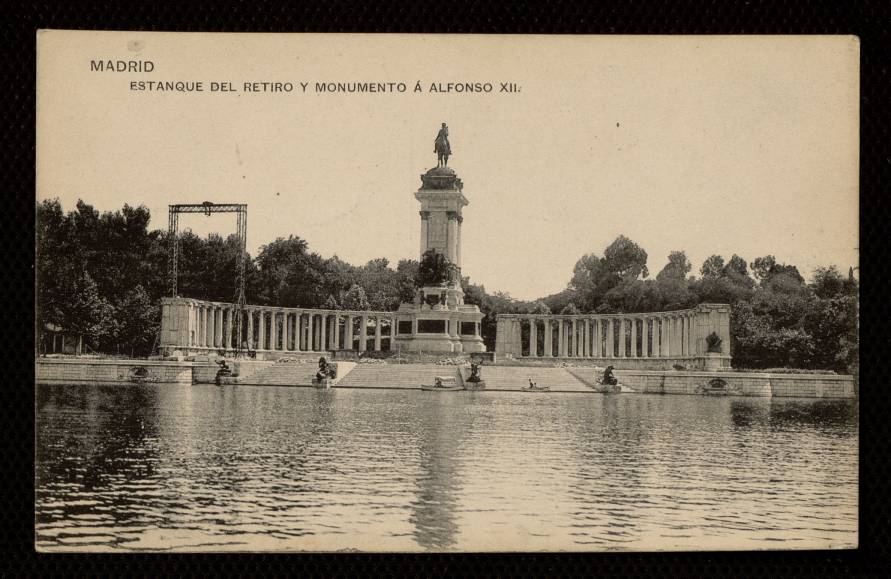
[[35, 31, 859, 552]]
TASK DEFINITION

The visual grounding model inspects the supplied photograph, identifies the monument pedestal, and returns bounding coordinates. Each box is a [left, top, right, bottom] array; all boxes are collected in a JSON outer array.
[[392, 284, 485, 353]]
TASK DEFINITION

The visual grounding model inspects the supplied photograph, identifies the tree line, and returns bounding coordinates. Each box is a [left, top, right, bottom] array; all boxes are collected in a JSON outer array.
[[37, 200, 858, 373]]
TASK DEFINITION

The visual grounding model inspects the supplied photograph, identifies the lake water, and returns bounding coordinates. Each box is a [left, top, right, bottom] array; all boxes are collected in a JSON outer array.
[[36, 383, 858, 552]]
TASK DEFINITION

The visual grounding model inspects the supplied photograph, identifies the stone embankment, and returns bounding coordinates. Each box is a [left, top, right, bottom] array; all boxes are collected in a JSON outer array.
[[36, 357, 856, 399]]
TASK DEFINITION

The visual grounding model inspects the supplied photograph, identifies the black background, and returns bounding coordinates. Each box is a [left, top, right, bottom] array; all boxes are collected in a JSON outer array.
[[4, 1, 888, 576]]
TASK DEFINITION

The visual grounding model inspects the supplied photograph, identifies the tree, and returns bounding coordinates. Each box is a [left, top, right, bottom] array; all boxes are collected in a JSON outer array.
[[752, 255, 777, 283], [603, 235, 649, 280], [811, 265, 857, 299], [656, 251, 692, 281], [416, 249, 452, 287], [116, 285, 159, 356], [700, 255, 726, 279], [339, 284, 370, 310]]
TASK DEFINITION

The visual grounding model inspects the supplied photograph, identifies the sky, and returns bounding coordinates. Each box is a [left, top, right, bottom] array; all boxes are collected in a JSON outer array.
[[37, 32, 859, 300]]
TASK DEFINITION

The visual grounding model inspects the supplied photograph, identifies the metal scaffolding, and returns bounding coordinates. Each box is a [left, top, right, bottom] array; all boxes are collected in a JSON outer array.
[[168, 202, 248, 354]]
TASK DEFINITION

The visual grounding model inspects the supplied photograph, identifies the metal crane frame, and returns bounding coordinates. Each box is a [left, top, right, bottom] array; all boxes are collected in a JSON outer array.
[[168, 202, 247, 354]]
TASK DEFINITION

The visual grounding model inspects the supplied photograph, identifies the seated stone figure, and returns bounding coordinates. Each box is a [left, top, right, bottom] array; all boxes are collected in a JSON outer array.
[[316, 356, 334, 381], [601, 365, 618, 386], [467, 362, 482, 383]]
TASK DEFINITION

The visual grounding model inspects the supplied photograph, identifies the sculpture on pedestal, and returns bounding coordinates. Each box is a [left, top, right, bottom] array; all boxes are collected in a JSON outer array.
[[435, 122, 451, 167]]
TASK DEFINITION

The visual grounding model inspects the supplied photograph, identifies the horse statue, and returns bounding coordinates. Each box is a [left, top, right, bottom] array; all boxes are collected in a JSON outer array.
[[434, 122, 451, 167]]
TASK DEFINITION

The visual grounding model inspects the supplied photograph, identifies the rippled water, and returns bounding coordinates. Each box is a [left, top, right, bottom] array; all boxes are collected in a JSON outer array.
[[36, 384, 858, 552]]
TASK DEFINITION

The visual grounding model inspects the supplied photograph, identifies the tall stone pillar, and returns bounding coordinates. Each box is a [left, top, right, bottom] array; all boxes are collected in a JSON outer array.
[[320, 315, 327, 352], [247, 310, 254, 350], [307, 313, 314, 351], [419, 211, 430, 258], [359, 316, 367, 352], [333, 315, 341, 350], [390, 317, 398, 349], [618, 318, 626, 358], [269, 312, 277, 350], [257, 311, 265, 350], [641, 318, 649, 358], [592, 319, 600, 357], [446, 211, 459, 264], [570, 319, 577, 357], [222, 309, 230, 350], [543, 319, 552, 357], [374, 317, 382, 351], [630, 319, 637, 358], [456, 216, 463, 272], [557, 319, 565, 357], [346, 315, 354, 351], [528, 318, 537, 357]]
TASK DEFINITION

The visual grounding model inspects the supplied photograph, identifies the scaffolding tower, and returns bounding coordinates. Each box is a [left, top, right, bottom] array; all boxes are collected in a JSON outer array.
[[168, 202, 248, 355]]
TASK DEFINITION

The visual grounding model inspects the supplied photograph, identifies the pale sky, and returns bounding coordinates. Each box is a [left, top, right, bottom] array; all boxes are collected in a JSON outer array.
[[37, 32, 859, 300]]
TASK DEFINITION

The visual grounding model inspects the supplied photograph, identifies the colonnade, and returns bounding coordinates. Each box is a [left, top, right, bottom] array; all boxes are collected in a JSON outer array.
[[181, 301, 398, 353], [495, 304, 732, 362]]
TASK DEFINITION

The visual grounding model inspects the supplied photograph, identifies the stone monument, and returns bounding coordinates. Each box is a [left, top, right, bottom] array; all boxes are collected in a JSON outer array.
[[392, 124, 486, 353]]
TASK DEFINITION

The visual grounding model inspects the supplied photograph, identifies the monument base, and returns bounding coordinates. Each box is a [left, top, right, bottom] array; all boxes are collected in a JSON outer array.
[[391, 284, 486, 354]]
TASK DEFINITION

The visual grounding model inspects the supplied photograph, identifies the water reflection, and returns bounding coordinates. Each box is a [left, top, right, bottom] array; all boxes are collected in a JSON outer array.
[[36, 384, 858, 552], [408, 395, 462, 550]]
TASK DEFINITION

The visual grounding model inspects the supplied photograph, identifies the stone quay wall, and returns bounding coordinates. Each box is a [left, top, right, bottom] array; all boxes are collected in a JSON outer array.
[[617, 370, 855, 398], [495, 303, 733, 371], [36, 358, 194, 386]]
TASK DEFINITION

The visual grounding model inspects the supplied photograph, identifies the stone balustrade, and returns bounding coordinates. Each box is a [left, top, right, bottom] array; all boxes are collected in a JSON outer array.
[[494, 303, 732, 370], [160, 297, 401, 357]]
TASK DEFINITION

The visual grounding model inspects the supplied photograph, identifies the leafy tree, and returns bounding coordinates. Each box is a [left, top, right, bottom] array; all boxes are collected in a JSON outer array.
[[116, 285, 159, 356], [339, 284, 371, 311], [603, 235, 649, 280], [700, 255, 726, 278], [416, 249, 452, 287], [656, 251, 692, 281]]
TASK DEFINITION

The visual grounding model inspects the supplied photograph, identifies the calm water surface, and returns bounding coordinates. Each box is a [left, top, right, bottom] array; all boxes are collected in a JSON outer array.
[[36, 383, 858, 552]]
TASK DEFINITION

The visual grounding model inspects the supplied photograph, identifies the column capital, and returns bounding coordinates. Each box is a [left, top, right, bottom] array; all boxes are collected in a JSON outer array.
[[446, 210, 459, 221], [419, 210, 430, 220]]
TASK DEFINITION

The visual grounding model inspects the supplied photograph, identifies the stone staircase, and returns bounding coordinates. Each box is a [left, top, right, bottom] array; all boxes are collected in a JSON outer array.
[[236, 360, 318, 386], [336, 364, 460, 389], [480, 366, 591, 392]]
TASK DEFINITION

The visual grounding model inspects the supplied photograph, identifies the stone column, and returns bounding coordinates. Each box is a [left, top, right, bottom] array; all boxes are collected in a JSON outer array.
[[221, 309, 229, 350], [257, 311, 266, 350], [446, 211, 459, 264], [543, 319, 552, 357], [592, 319, 599, 357], [374, 317, 382, 351], [569, 318, 576, 357], [320, 314, 327, 352], [618, 318, 626, 358], [557, 319, 565, 357], [456, 216, 463, 271], [419, 211, 429, 257], [629, 318, 637, 358], [307, 313, 314, 351], [268, 311, 277, 350], [204, 306, 211, 347], [346, 315, 354, 351], [641, 318, 649, 358], [528, 318, 537, 357], [246, 309, 254, 350], [333, 315, 341, 350], [391, 317, 398, 350], [359, 315, 367, 352]]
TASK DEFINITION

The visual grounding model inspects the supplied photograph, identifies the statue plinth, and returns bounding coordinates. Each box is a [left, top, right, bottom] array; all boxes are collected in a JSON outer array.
[[420, 166, 463, 191]]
